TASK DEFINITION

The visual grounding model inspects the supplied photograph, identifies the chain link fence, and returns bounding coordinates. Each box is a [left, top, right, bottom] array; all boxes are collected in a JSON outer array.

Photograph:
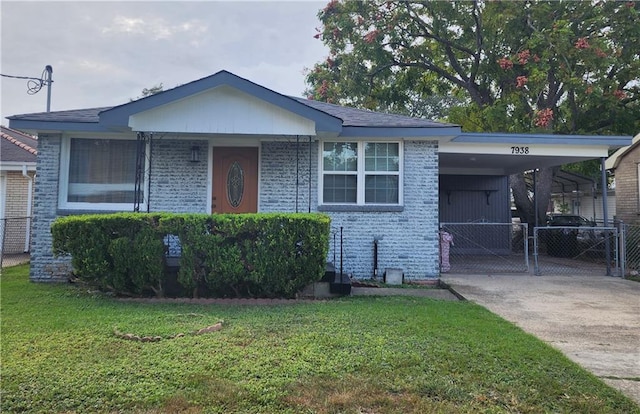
[[1, 217, 32, 268], [439, 221, 624, 277], [440, 223, 529, 274], [533, 226, 619, 276], [620, 223, 640, 277]]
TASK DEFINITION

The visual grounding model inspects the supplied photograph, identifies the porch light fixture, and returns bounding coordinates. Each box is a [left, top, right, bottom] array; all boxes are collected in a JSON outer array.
[[190, 146, 201, 163]]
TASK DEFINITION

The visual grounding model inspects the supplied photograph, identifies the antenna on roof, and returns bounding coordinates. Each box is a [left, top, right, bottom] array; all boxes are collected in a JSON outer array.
[[0, 65, 54, 112]]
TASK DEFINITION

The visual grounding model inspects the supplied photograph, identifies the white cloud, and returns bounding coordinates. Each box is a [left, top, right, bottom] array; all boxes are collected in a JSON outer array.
[[1, 1, 328, 122], [102, 16, 208, 40]]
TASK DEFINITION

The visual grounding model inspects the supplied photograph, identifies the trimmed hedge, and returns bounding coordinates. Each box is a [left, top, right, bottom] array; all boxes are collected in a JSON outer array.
[[51, 212, 330, 298]]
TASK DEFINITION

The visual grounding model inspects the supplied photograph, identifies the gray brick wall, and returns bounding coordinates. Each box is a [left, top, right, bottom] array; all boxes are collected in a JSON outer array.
[[30, 134, 73, 281], [30, 136, 440, 282], [149, 139, 208, 213], [260, 140, 317, 214], [260, 140, 440, 280]]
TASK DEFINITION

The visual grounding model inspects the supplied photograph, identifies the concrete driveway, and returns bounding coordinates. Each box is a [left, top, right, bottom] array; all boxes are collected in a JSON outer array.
[[441, 274, 640, 406]]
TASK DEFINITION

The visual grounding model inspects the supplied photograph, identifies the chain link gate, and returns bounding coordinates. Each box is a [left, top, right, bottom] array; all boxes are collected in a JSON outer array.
[[533, 225, 619, 276], [439, 222, 622, 276], [439, 222, 529, 274], [618, 223, 640, 278]]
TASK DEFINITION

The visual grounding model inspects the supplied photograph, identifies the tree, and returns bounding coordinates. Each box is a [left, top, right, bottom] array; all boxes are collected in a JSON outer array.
[[130, 83, 164, 101], [306, 0, 639, 225]]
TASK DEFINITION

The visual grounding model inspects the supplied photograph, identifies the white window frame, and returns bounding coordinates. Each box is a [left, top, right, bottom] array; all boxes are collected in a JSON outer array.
[[319, 140, 403, 206], [59, 135, 148, 211]]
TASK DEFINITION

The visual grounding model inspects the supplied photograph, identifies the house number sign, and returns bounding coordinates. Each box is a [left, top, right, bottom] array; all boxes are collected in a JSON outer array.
[[510, 146, 530, 154]]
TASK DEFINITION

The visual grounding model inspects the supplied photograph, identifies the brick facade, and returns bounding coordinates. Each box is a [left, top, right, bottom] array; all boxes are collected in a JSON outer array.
[[30, 134, 72, 281], [149, 139, 209, 213], [260, 140, 440, 280], [30, 136, 440, 282], [614, 145, 640, 224], [2, 171, 35, 253], [260, 140, 317, 214]]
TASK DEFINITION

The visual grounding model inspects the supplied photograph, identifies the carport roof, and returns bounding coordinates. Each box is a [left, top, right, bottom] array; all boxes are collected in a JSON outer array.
[[439, 132, 631, 176], [521, 169, 599, 194]]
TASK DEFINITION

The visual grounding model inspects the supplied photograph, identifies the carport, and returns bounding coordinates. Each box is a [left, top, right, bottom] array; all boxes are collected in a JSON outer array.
[[438, 132, 631, 276], [439, 132, 629, 225]]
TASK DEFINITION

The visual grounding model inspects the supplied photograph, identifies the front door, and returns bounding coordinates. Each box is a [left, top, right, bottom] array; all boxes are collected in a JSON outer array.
[[212, 147, 258, 213]]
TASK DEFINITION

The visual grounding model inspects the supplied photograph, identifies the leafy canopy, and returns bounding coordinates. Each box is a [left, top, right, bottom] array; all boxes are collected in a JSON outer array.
[[306, 0, 639, 135]]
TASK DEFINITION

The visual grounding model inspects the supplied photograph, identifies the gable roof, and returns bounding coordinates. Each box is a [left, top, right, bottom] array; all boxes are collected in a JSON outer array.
[[605, 132, 640, 171], [1, 126, 37, 164], [98, 71, 344, 134], [7, 70, 461, 138]]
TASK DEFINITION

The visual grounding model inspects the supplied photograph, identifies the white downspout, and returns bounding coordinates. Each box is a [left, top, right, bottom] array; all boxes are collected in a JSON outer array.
[[22, 165, 33, 253]]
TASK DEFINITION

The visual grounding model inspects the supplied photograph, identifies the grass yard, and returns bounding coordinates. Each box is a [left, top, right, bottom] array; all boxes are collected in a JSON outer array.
[[1, 264, 637, 413]]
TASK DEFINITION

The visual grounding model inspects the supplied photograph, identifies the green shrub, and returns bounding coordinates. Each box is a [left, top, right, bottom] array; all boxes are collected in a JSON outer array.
[[52, 213, 168, 296], [160, 213, 330, 298], [52, 212, 330, 298]]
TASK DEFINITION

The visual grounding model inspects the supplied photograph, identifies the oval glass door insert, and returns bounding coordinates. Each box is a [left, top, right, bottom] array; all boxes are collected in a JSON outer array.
[[227, 161, 244, 208]]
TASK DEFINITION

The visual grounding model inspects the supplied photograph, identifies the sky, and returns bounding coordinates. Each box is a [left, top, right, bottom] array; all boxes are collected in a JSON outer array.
[[0, 1, 329, 124]]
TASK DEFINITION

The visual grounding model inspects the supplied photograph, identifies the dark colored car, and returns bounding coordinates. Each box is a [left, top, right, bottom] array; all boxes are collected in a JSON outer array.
[[546, 214, 595, 227], [544, 214, 596, 257]]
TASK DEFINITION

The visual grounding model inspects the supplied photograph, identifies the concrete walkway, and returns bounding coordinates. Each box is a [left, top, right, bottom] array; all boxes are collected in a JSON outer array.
[[441, 274, 640, 406]]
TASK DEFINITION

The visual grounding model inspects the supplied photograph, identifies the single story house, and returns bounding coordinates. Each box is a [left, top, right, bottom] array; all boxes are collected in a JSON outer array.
[[1, 126, 37, 254], [7, 71, 631, 282], [606, 133, 640, 224]]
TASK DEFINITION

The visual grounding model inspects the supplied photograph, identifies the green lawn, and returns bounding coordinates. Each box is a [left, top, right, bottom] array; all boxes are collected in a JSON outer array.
[[1, 264, 637, 413]]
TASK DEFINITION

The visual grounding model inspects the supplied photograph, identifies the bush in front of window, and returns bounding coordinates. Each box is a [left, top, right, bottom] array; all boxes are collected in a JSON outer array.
[[159, 213, 331, 299], [51, 212, 330, 299], [52, 213, 168, 296]]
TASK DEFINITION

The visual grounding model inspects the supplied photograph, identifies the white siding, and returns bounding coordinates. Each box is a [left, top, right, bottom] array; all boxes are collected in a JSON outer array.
[[129, 85, 316, 136]]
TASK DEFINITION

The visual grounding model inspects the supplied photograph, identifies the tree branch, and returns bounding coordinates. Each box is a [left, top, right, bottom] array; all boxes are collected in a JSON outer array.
[[469, 0, 483, 82], [403, 2, 477, 57]]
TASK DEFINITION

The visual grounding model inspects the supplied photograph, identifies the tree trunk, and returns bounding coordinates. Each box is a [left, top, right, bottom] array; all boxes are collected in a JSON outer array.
[[510, 166, 557, 226]]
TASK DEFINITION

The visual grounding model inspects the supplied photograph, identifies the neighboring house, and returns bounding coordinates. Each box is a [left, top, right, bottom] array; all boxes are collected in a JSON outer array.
[[0, 126, 37, 253], [7, 71, 631, 282], [605, 133, 640, 224]]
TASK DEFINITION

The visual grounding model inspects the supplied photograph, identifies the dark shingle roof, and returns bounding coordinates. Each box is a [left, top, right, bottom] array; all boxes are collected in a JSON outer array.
[[1, 126, 38, 163], [7, 107, 110, 123], [8, 99, 455, 130], [291, 97, 456, 128]]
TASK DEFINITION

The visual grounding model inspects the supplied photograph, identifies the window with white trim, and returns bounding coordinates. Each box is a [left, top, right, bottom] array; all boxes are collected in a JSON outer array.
[[60, 137, 144, 210], [320, 141, 401, 205]]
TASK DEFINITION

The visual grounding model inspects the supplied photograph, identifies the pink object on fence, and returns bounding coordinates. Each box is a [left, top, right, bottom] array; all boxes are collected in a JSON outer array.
[[440, 230, 454, 273]]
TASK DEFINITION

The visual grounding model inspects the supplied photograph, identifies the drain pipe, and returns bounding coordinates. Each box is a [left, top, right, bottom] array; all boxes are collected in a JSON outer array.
[[340, 226, 343, 277], [21, 165, 33, 252], [373, 238, 379, 279]]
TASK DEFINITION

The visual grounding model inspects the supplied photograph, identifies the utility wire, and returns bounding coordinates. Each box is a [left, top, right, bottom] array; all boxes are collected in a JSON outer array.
[[1, 67, 52, 95]]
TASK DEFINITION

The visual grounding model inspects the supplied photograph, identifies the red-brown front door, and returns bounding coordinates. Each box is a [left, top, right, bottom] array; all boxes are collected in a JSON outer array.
[[212, 147, 258, 213]]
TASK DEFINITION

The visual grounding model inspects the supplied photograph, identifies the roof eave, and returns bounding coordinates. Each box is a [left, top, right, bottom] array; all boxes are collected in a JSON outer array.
[[339, 126, 462, 139], [1, 161, 37, 171], [7, 119, 113, 134], [456, 132, 633, 148], [99, 71, 343, 134]]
